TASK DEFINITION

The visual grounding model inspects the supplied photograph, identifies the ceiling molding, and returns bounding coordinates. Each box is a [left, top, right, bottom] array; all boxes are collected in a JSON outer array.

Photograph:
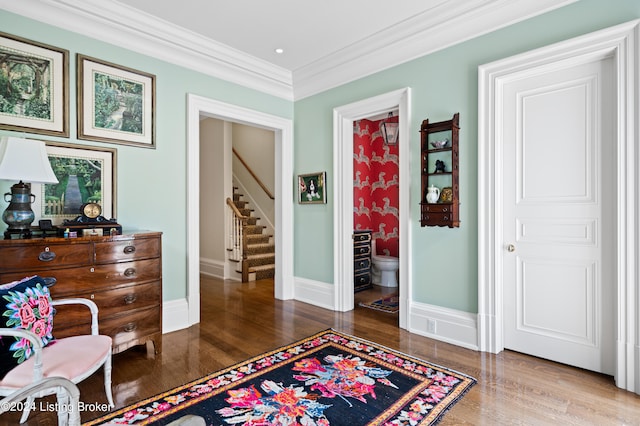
[[0, 0, 576, 102], [293, 0, 578, 99], [0, 0, 294, 100]]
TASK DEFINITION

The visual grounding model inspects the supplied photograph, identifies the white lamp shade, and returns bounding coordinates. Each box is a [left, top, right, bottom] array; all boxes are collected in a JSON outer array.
[[0, 137, 59, 184]]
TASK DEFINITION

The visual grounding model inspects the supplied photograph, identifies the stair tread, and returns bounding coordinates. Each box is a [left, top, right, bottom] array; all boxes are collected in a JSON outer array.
[[247, 252, 275, 259], [250, 264, 275, 272], [246, 241, 273, 247]]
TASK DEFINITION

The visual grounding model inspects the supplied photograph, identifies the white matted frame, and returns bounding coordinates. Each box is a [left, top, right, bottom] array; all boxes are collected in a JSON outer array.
[[478, 20, 639, 392], [77, 54, 155, 148], [0, 31, 69, 137]]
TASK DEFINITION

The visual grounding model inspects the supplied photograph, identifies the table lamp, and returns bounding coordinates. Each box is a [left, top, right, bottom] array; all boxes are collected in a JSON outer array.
[[0, 137, 59, 239]]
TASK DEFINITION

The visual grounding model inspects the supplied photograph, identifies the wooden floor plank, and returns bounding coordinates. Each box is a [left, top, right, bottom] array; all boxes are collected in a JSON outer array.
[[6, 276, 640, 425]]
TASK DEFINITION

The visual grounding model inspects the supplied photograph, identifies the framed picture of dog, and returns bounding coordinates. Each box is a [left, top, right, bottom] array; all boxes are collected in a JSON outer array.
[[298, 171, 327, 204]]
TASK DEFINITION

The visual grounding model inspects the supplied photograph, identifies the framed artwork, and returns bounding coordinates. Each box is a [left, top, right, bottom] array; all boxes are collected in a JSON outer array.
[[31, 142, 117, 225], [0, 32, 69, 136], [77, 54, 155, 148], [298, 171, 327, 204]]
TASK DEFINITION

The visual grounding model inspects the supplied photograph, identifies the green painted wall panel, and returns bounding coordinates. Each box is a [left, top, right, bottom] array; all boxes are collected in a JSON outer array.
[[293, 0, 640, 313]]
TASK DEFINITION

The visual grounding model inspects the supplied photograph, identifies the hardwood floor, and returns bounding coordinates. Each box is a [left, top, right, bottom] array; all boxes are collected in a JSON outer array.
[[7, 276, 640, 425]]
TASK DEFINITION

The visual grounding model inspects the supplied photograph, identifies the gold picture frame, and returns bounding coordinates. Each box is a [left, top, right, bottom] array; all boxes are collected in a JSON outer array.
[[298, 172, 327, 204]]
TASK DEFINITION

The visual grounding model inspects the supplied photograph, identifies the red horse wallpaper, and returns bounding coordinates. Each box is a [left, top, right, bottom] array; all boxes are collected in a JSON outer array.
[[353, 117, 399, 257]]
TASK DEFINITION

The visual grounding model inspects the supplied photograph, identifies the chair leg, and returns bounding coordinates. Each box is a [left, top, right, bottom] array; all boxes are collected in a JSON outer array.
[[104, 352, 115, 408], [55, 380, 81, 426], [18, 395, 34, 423], [56, 388, 69, 426]]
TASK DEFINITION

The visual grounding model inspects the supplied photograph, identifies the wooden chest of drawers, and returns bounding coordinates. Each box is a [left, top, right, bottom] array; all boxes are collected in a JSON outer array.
[[353, 230, 372, 292], [0, 231, 162, 355]]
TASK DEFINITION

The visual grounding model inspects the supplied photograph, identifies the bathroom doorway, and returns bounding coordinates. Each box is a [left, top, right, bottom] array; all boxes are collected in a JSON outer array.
[[333, 88, 411, 329], [353, 112, 400, 306]]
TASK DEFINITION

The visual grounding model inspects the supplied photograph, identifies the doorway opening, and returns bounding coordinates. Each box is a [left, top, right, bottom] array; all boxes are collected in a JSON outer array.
[[333, 88, 411, 329], [353, 112, 401, 318], [186, 94, 294, 327]]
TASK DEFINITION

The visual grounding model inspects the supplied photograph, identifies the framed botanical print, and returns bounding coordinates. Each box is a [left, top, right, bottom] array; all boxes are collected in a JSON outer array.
[[0, 32, 69, 136], [298, 171, 327, 204], [77, 54, 155, 148], [31, 142, 117, 225]]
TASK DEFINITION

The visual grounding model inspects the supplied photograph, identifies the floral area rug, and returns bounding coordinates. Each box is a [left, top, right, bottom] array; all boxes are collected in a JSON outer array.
[[359, 294, 400, 314], [84, 329, 476, 425]]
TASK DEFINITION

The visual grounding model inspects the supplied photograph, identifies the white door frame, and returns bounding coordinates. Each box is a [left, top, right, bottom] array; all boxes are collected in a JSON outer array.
[[186, 94, 295, 326], [478, 21, 640, 392], [333, 88, 411, 329]]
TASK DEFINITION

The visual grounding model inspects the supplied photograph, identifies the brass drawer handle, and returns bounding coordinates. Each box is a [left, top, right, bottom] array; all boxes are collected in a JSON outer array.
[[124, 268, 136, 277], [38, 247, 56, 262], [123, 294, 137, 304], [123, 245, 136, 254], [123, 322, 137, 332]]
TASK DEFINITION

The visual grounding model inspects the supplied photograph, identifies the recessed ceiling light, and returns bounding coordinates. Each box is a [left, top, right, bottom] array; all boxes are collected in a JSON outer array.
[[275, 48, 284, 54]]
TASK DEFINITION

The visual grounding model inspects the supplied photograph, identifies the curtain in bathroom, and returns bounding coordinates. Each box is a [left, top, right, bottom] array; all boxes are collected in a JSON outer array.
[[353, 118, 399, 257]]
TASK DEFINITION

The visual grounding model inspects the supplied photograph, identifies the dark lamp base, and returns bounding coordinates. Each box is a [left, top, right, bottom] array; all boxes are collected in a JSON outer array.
[[4, 228, 33, 240]]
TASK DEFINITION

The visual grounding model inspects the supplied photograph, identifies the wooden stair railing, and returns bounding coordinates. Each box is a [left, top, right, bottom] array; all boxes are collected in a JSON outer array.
[[233, 148, 275, 200]]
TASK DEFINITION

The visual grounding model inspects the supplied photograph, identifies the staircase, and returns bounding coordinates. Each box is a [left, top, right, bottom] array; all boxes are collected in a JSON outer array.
[[228, 188, 275, 282]]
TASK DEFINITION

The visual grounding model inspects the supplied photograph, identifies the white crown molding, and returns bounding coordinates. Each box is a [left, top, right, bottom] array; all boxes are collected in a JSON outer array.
[[293, 0, 578, 100], [0, 0, 294, 100], [0, 0, 576, 102]]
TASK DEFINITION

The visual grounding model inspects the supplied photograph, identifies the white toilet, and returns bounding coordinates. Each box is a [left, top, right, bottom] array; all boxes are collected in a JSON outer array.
[[371, 239, 399, 287]]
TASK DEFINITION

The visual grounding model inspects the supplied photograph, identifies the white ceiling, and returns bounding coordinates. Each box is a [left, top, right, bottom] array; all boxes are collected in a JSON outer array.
[[1, 0, 576, 100], [115, 0, 449, 71]]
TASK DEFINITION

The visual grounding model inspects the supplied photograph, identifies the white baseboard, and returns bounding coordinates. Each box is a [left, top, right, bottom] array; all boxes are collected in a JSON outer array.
[[408, 301, 479, 351], [162, 298, 190, 334], [294, 277, 335, 310], [200, 257, 225, 279]]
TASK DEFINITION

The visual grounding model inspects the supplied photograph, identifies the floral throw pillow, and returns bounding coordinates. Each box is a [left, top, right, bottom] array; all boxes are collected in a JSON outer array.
[[0, 276, 55, 379]]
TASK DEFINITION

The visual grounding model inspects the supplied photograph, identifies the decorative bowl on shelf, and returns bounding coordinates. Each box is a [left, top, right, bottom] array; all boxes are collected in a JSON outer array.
[[430, 138, 449, 148]]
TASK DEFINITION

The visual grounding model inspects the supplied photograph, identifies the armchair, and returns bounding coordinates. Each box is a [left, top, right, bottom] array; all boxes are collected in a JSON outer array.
[[0, 297, 114, 423]]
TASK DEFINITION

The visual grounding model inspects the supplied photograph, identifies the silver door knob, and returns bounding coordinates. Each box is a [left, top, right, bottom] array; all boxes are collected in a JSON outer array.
[[507, 244, 516, 252]]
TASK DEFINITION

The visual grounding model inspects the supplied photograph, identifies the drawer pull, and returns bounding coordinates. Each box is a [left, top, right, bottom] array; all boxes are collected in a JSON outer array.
[[38, 248, 56, 262], [42, 277, 57, 287], [123, 245, 136, 254], [123, 322, 137, 333], [124, 268, 136, 277], [123, 294, 137, 304]]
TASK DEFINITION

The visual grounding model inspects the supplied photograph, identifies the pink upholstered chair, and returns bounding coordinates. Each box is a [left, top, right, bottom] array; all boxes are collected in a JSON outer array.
[[0, 298, 113, 423]]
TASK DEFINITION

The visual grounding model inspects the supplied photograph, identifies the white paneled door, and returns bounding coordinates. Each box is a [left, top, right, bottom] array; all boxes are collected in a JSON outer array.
[[502, 54, 615, 374]]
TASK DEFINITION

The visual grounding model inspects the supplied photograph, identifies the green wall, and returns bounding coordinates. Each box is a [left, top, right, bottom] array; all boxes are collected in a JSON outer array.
[[292, 0, 640, 313], [2, 0, 639, 314], [0, 11, 293, 301]]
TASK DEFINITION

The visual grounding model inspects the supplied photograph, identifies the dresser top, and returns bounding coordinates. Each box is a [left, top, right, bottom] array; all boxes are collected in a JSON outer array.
[[0, 229, 162, 246]]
